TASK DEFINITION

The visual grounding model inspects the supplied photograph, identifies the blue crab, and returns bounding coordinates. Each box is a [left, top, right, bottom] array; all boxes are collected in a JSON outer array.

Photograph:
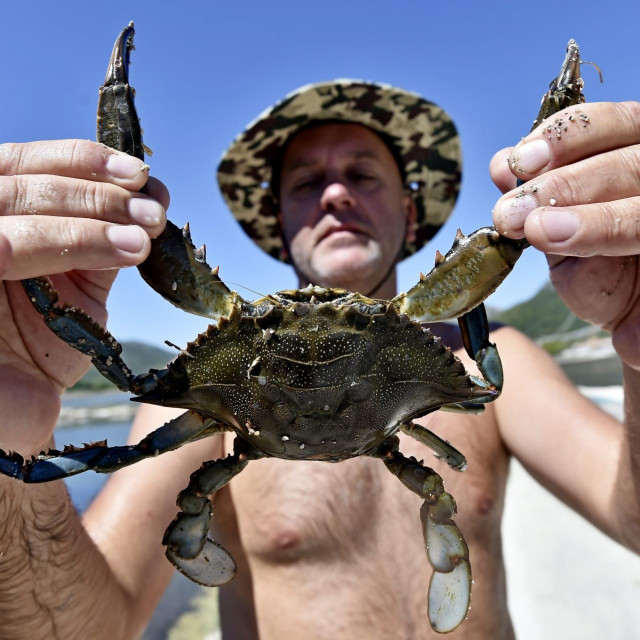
[[0, 26, 588, 633]]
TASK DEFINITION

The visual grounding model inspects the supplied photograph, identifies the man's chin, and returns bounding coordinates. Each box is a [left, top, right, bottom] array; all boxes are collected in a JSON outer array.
[[308, 248, 382, 289]]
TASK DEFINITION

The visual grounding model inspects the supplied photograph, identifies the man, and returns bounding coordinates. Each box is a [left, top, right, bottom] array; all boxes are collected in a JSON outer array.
[[0, 78, 639, 639]]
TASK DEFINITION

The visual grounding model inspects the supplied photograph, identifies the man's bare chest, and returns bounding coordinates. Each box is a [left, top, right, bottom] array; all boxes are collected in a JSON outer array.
[[218, 408, 509, 561]]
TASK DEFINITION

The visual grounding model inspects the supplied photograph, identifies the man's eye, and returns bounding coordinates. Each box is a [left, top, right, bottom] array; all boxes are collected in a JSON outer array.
[[352, 173, 377, 183], [294, 177, 319, 191]]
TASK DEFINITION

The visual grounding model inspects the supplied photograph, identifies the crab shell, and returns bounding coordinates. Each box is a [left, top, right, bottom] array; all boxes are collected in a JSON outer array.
[[137, 286, 489, 461]]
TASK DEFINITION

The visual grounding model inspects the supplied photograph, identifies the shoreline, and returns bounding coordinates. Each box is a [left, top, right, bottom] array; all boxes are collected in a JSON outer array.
[[57, 404, 139, 429]]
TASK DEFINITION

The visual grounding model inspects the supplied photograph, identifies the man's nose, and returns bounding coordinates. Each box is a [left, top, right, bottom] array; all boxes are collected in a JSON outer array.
[[320, 182, 356, 212]]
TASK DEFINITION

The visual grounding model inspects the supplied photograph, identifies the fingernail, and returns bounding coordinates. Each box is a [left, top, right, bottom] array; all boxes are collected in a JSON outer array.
[[106, 153, 147, 179], [540, 210, 579, 242], [106, 225, 147, 253], [512, 139, 551, 174], [128, 197, 164, 226], [496, 194, 538, 232]]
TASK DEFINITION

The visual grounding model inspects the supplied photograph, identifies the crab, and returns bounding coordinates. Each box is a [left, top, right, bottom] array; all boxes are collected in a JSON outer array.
[[0, 25, 588, 634]]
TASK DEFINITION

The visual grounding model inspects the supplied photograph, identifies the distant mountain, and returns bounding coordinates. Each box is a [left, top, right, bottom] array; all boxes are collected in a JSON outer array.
[[493, 281, 589, 339], [71, 340, 174, 391]]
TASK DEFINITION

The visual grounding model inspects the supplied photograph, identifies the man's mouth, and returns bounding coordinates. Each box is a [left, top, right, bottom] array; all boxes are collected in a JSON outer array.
[[319, 225, 366, 242]]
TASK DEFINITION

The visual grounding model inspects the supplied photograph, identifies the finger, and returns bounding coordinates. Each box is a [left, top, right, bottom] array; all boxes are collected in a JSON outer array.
[[522, 197, 640, 257], [611, 303, 640, 371], [493, 145, 640, 236], [489, 147, 516, 193], [145, 176, 171, 211], [0, 173, 166, 236], [0, 139, 149, 191], [507, 102, 640, 180], [0, 216, 151, 280], [0, 232, 12, 278]]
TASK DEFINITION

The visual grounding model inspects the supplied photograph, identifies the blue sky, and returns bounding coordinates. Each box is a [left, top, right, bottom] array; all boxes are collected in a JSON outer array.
[[2, 1, 638, 348]]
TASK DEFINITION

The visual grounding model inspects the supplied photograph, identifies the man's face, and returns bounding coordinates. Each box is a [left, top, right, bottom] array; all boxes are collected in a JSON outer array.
[[278, 123, 414, 292]]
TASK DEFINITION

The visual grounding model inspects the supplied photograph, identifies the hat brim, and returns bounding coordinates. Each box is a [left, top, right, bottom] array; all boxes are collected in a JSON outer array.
[[217, 80, 461, 263]]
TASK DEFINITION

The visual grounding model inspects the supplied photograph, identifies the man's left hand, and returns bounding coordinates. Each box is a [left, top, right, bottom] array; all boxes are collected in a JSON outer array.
[[491, 101, 640, 370]]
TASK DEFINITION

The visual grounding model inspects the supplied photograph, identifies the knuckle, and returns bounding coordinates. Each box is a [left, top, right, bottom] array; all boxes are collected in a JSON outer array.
[[616, 144, 640, 187], [77, 180, 106, 219], [13, 175, 30, 214], [76, 180, 122, 221], [596, 202, 621, 243], [0, 176, 20, 215], [541, 168, 583, 206], [0, 142, 27, 176], [595, 200, 640, 246], [64, 139, 98, 169], [0, 174, 48, 217], [10, 174, 62, 217], [613, 101, 640, 137], [57, 216, 89, 251]]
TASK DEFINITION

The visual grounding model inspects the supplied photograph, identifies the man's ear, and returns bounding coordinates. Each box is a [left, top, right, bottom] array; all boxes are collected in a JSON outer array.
[[403, 195, 418, 244]]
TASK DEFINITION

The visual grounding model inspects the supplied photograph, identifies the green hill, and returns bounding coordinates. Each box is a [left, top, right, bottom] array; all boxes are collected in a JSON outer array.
[[493, 281, 589, 339], [71, 340, 174, 391]]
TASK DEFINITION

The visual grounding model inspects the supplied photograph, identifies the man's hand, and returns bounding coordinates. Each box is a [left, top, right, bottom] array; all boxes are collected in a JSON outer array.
[[491, 101, 640, 369], [0, 139, 168, 452]]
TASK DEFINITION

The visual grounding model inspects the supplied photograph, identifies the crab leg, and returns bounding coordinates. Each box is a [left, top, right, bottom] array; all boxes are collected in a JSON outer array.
[[529, 38, 593, 133], [458, 303, 503, 392], [21, 277, 167, 394], [163, 437, 263, 586], [0, 411, 228, 482], [374, 438, 470, 633], [97, 22, 244, 320], [400, 422, 467, 472]]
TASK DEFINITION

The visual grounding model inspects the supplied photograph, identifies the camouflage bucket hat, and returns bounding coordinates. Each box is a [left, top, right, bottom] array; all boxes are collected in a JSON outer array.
[[217, 79, 461, 263]]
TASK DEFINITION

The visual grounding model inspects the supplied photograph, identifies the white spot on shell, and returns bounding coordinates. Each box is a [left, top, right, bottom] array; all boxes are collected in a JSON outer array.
[[549, 198, 557, 206], [281, 435, 290, 441], [299, 443, 305, 449], [171, 281, 177, 292], [258, 376, 267, 386]]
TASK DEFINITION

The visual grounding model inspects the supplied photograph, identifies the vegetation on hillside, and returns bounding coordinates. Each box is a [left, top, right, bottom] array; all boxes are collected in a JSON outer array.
[[493, 282, 589, 339]]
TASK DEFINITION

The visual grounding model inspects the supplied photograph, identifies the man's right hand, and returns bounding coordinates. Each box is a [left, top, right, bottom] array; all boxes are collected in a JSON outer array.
[[0, 139, 167, 453]]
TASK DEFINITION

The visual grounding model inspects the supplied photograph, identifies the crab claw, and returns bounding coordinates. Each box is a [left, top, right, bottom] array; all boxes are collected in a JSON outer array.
[[137, 220, 245, 320], [392, 227, 528, 324], [97, 22, 145, 161], [97, 24, 245, 321]]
